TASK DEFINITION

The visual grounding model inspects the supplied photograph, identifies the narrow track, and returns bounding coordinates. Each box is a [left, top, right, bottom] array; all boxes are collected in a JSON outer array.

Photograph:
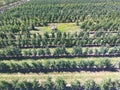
[[0, 0, 29, 13]]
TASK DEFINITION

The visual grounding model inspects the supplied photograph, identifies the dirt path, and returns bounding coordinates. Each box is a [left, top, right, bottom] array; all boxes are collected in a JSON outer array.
[[0, 0, 29, 13]]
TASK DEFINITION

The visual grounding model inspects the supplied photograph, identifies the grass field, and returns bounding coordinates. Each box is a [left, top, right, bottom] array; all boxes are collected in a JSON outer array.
[[0, 71, 119, 84], [31, 23, 80, 34]]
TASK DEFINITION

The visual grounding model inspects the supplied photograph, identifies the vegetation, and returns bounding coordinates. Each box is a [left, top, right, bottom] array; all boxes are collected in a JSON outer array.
[[0, 31, 120, 49], [0, 0, 120, 89], [0, 0, 120, 32], [0, 78, 119, 90], [0, 59, 117, 73], [0, 45, 120, 59], [0, 0, 20, 7]]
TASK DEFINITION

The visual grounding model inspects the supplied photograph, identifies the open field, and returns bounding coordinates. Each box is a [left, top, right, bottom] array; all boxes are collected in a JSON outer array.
[[31, 23, 80, 34]]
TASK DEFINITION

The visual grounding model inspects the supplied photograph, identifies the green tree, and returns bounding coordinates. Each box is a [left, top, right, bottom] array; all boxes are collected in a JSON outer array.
[[70, 80, 81, 90], [84, 80, 100, 90], [101, 79, 118, 90], [55, 78, 66, 90], [41, 77, 54, 90], [45, 47, 51, 55], [38, 49, 45, 56]]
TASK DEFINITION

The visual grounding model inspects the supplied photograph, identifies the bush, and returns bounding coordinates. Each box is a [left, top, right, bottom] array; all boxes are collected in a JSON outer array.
[[78, 60, 88, 69], [70, 81, 81, 90], [0, 59, 116, 73], [84, 80, 100, 90], [38, 49, 45, 56], [0, 79, 119, 90], [97, 59, 113, 69], [0, 81, 13, 90], [41, 77, 54, 90], [72, 46, 82, 55], [55, 78, 66, 90], [101, 79, 120, 90]]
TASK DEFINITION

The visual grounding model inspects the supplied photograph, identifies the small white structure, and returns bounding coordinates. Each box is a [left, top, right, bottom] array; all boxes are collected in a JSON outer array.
[[51, 25, 57, 31]]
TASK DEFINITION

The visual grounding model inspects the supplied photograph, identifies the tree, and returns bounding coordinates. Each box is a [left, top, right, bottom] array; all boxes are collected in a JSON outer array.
[[94, 49, 99, 55], [100, 46, 109, 55], [32, 48, 37, 56], [45, 47, 51, 55], [101, 79, 118, 90], [97, 59, 113, 69], [41, 77, 54, 90], [38, 49, 45, 56], [72, 46, 82, 55], [76, 20, 80, 26], [88, 49, 93, 55], [84, 80, 100, 90], [15, 81, 33, 90], [83, 48, 88, 55], [0, 81, 13, 90], [78, 60, 87, 69], [55, 78, 66, 90], [3, 46, 22, 57], [70, 80, 81, 90], [32, 80, 40, 90]]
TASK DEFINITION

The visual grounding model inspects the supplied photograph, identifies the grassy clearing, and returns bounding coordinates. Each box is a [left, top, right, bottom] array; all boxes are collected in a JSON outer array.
[[0, 71, 119, 84], [31, 23, 80, 34]]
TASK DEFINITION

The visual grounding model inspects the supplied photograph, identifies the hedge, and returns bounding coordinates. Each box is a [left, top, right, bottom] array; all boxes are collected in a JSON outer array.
[[0, 46, 120, 59], [0, 78, 119, 90], [0, 59, 116, 73]]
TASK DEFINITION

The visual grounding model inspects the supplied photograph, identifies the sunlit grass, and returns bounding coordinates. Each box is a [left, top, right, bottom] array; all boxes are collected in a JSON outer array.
[[30, 23, 80, 34]]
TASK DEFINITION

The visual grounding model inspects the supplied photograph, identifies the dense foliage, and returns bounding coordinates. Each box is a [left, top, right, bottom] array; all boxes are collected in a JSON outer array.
[[0, 0, 20, 7], [0, 59, 116, 73], [0, 0, 120, 32], [0, 78, 119, 90], [0, 0, 120, 89], [0, 45, 120, 59], [0, 31, 120, 48]]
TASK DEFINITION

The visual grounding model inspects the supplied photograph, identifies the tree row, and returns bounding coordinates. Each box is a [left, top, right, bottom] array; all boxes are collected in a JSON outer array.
[[0, 31, 120, 48], [0, 78, 119, 90], [0, 46, 120, 59], [0, 59, 118, 73]]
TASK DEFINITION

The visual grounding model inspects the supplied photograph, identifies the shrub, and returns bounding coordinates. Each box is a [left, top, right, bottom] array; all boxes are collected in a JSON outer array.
[[70, 80, 81, 90], [84, 80, 100, 90], [55, 78, 66, 90], [41, 77, 54, 90], [0, 81, 13, 90], [101, 79, 120, 90]]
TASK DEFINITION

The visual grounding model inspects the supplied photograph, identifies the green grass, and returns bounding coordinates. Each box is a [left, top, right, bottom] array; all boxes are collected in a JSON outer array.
[[0, 71, 119, 84], [31, 23, 80, 34]]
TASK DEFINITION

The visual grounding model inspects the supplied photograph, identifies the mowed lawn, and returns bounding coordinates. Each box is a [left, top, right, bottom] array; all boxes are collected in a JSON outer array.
[[30, 23, 80, 34], [0, 71, 120, 84]]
